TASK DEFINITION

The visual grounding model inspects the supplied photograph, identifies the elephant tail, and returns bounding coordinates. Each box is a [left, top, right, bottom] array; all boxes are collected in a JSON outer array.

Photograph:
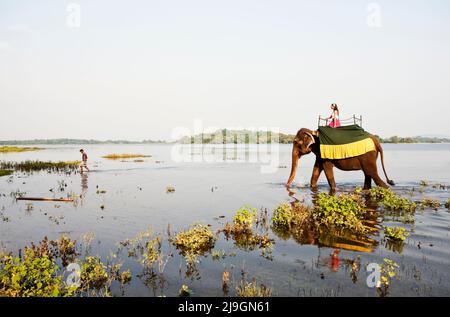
[[375, 138, 395, 186]]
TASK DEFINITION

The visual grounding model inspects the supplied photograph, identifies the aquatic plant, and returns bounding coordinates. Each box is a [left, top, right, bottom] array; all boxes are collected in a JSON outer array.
[[420, 198, 441, 210], [0, 160, 80, 173], [376, 258, 400, 297], [236, 278, 272, 297], [0, 248, 76, 297], [0, 170, 13, 177], [173, 223, 216, 264], [0, 146, 43, 153], [419, 180, 429, 187], [384, 227, 409, 242], [178, 284, 193, 297], [143, 236, 162, 267], [271, 202, 310, 229], [446, 199, 450, 209], [368, 187, 416, 212], [314, 193, 367, 233], [102, 153, 151, 160], [232, 206, 257, 231]]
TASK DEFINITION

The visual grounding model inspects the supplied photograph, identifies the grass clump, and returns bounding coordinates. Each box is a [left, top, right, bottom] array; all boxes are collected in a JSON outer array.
[[178, 284, 193, 297], [0, 169, 13, 177], [368, 187, 416, 212], [0, 146, 43, 153], [376, 258, 400, 297], [0, 236, 131, 297], [314, 193, 367, 233], [0, 247, 76, 297], [271, 203, 311, 230], [102, 154, 151, 160], [232, 206, 257, 231], [173, 223, 216, 263], [236, 278, 272, 297], [0, 160, 80, 173], [384, 227, 409, 242], [420, 198, 441, 210], [221, 207, 274, 257]]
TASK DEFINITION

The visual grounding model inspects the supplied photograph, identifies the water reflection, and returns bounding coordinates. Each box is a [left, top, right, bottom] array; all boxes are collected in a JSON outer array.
[[80, 173, 88, 203]]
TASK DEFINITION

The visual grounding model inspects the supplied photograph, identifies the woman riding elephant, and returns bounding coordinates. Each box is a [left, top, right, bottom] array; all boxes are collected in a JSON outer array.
[[286, 127, 394, 192]]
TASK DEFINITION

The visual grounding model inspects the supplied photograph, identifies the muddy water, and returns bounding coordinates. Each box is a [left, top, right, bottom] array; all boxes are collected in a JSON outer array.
[[0, 143, 449, 296]]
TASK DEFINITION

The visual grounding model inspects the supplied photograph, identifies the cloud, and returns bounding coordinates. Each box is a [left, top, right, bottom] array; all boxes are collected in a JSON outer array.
[[6, 24, 34, 34]]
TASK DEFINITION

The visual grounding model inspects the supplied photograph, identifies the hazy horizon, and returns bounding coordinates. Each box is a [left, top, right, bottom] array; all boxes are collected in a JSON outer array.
[[1, 0, 450, 141]]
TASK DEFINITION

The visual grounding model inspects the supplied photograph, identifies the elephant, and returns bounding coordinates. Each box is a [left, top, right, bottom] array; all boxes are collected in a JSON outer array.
[[286, 128, 395, 191]]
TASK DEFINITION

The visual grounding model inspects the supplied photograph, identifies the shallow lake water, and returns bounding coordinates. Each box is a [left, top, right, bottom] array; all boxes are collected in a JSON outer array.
[[1, 143, 449, 297]]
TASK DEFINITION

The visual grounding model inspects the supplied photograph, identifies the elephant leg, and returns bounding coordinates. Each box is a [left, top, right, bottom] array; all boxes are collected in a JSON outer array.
[[323, 162, 336, 192], [363, 174, 372, 190], [362, 159, 388, 189], [372, 174, 388, 188], [310, 160, 323, 190]]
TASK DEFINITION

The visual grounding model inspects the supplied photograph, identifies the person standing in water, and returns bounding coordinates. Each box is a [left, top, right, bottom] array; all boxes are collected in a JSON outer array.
[[79, 149, 90, 173], [326, 103, 341, 128]]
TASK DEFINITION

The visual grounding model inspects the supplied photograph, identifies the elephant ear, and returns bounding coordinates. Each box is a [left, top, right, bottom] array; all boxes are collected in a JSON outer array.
[[294, 137, 303, 145]]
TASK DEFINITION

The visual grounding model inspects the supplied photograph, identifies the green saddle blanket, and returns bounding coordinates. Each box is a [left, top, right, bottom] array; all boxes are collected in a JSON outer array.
[[318, 125, 375, 159]]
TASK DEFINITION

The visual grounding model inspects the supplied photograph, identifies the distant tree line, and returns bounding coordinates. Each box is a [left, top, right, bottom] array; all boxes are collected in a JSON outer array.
[[375, 136, 450, 144], [1, 133, 449, 145], [0, 139, 168, 145]]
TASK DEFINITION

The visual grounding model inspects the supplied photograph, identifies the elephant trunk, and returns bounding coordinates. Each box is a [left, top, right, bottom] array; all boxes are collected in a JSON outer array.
[[286, 145, 300, 188]]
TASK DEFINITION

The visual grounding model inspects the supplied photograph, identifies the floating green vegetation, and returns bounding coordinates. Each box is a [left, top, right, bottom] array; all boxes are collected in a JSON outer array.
[[384, 227, 409, 242], [314, 193, 367, 233], [376, 258, 400, 297], [419, 180, 429, 187], [102, 153, 151, 160], [221, 207, 274, 258], [178, 284, 193, 297], [0, 146, 43, 153], [446, 199, 450, 209], [118, 229, 170, 285], [232, 206, 257, 231], [271, 202, 310, 230], [368, 187, 416, 212], [173, 223, 216, 264], [0, 248, 75, 297], [0, 169, 13, 177], [0, 236, 131, 297], [211, 249, 237, 261], [0, 160, 80, 173], [420, 198, 441, 210], [236, 278, 272, 297], [270, 197, 380, 252]]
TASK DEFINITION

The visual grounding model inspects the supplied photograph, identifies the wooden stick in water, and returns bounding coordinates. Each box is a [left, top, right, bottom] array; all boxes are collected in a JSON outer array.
[[16, 197, 74, 202]]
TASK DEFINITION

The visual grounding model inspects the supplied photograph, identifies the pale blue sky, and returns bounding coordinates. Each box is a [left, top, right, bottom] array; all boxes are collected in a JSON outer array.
[[1, 0, 450, 140]]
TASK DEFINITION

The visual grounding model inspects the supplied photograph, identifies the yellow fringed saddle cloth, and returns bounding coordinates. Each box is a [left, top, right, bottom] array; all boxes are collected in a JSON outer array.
[[318, 125, 376, 160]]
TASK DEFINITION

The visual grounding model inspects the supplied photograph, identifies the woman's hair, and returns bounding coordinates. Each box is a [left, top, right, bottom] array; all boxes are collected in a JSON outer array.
[[80, 149, 84, 152], [332, 103, 339, 113]]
